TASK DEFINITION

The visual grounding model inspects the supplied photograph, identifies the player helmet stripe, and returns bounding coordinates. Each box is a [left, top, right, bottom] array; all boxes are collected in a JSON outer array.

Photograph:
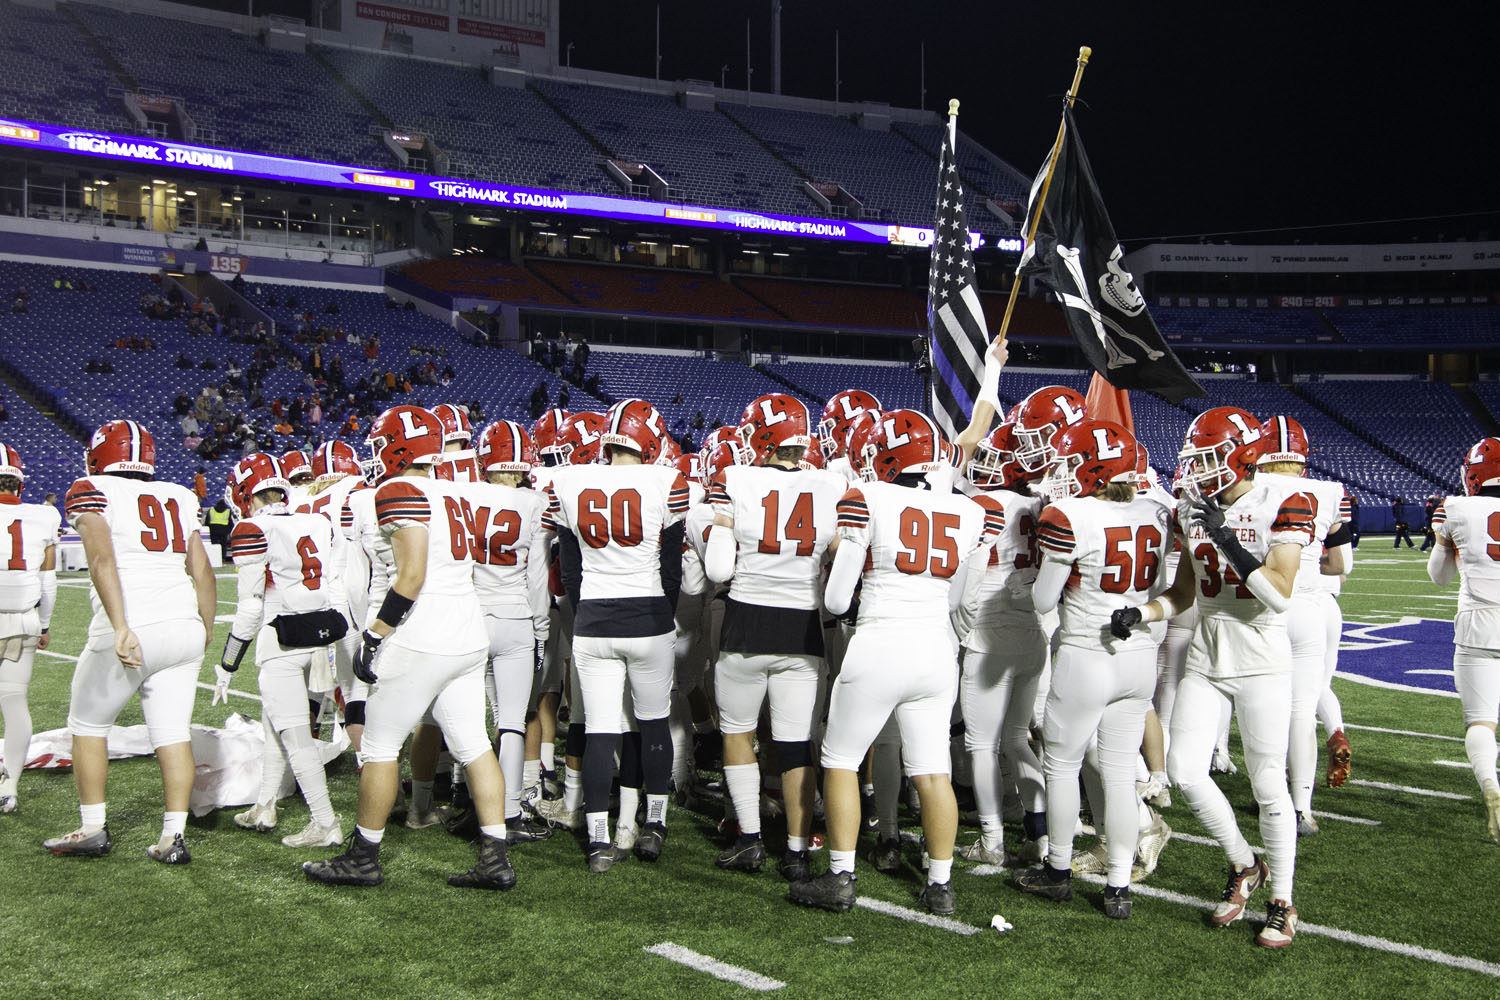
[[86, 419, 156, 476], [0, 443, 23, 482], [1256, 415, 1310, 466]]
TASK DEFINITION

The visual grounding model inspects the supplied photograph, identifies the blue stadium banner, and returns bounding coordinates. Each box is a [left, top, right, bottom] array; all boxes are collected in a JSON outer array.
[[1018, 108, 1204, 402]]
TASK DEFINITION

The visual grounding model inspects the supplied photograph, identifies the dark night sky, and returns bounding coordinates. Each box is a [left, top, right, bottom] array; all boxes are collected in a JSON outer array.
[[190, 0, 1499, 244]]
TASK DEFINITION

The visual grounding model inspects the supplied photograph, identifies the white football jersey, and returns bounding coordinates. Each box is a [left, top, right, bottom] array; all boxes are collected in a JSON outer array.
[[1260, 472, 1348, 597], [293, 474, 361, 613], [0, 499, 60, 614], [963, 488, 1045, 650], [827, 455, 859, 486], [345, 482, 384, 627], [709, 465, 845, 610], [543, 463, 690, 601], [65, 475, 201, 635], [227, 508, 336, 636], [681, 501, 716, 597], [1432, 495, 1500, 649], [835, 481, 1000, 625], [463, 480, 549, 627], [373, 474, 485, 655], [1174, 480, 1316, 627], [1038, 495, 1172, 653]]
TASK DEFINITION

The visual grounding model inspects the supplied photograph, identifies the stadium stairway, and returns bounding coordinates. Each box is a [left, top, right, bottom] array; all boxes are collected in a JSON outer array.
[[1287, 382, 1449, 493], [526, 82, 617, 162], [1455, 384, 1500, 436], [749, 364, 825, 408], [60, 1, 137, 93]]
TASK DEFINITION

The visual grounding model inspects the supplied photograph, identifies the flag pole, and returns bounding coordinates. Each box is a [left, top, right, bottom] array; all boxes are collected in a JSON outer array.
[[994, 45, 1091, 346]]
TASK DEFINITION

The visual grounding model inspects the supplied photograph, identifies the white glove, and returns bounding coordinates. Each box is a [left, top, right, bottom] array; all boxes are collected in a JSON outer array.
[[212, 665, 234, 706]]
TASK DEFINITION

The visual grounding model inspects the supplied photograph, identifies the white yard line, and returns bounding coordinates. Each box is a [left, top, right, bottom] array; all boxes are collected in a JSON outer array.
[[852, 897, 980, 936], [1344, 723, 1463, 743], [36, 648, 262, 702], [1334, 673, 1460, 699], [1074, 874, 1500, 978], [1349, 592, 1457, 600], [1311, 810, 1382, 827], [1347, 778, 1469, 801], [643, 943, 785, 992], [1435, 760, 1472, 770], [1173, 830, 1263, 853]]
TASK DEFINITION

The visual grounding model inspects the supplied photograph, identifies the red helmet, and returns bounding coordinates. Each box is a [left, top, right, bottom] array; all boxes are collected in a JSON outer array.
[[432, 403, 473, 448], [1463, 437, 1500, 496], [703, 439, 746, 482], [799, 445, 825, 472], [656, 435, 683, 468], [226, 452, 290, 520], [700, 426, 740, 464], [311, 440, 361, 484], [1257, 415, 1310, 466], [364, 405, 443, 484], [1014, 386, 1088, 473], [1044, 419, 1139, 500], [819, 390, 882, 460], [86, 420, 155, 477], [1177, 406, 1263, 498], [476, 420, 536, 475], [0, 443, 23, 492], [675, 451, 704, 485], [969, 422, 1027, 490], [852, 409, 944, 484], [559, 412, 606, 466], [739, 393, 812, 465], [1135, 440, 1152, 491], [601, 398, 666, 463], [280, 450, 313, 484], [533, 408, 571, 466]]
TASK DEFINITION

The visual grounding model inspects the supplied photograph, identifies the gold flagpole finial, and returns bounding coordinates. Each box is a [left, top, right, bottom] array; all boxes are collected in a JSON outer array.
[[947, 98, 960, 117]]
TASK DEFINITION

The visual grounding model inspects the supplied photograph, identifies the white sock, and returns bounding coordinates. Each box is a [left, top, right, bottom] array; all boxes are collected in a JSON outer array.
[[540, 742, 556, 772], [724, 762, 762, 836], [563, 765, 583, 812], [829, 848, 856, 874], [80, 801, 106, 831], [523, 759, 541, 791], [411, 779, 435, 814], [787, 834, 808, 852], [617, 786, 640, 829], [480, 822, 506, 840], [978, 813, 1004, 851], [281, 725, 336, 828], [646, 793, 668, 826], [161, 811, 187, 839], [356, 824, 384, 844], [1317, 688, 1344, 736], [1467, 726, 1499, 791], [928, 856, 953, 884], [586, 811, 609, 844]]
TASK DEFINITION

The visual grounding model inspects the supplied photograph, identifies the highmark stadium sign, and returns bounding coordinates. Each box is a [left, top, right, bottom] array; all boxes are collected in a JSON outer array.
[[0, 117, 1020, 253]]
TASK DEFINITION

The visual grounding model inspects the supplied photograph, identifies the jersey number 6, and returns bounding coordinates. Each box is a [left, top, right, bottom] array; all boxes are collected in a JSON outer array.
[[578, 488, 644, 548]]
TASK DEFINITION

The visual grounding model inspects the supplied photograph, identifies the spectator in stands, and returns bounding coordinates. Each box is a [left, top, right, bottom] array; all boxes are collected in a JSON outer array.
[[230, 273, 247, 294], [1391, 497, 1414, 548], [692, 410, 706, 430], [573, 338, 590, 372], [468, 399, 485, 422], [10, 294, 24, 314], [307, 398, 322, 427], [325, 300, 338, 314], [175, 353, 193, 369], [327, 354, 344, 388], [173, 393, 192, 415], [193, 468, 207, 502], [364, 336, 379, 361], [0, 396, 7, 422], [199, 357, 216, 371], [529, 380, 548, 419], [584, 373, 602, 397], [179, 412, 199, 437], [309, 348, 323, 377], [183, 430, 203, 452], [558, 383, 571, 409]]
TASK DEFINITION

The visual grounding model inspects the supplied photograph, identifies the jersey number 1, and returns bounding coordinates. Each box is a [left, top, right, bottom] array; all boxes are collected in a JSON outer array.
[[6, 520, 24, 571], [758, 492, 816, 556], [138, 496, 187, 553]]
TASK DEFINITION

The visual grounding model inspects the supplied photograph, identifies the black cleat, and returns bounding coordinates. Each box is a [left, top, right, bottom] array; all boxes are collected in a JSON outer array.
[[869, 835, 902, 873], [918, 880, 956, 916], [1103, 884, 1132, 920], [779, 849, 811, 883], [505, 814, 554, 844], [448, 834, 516, 890], [303, 830, 384, 887], [788, 870, 857, 912], [635, 822, 668, 862], [1014, 864, 1073, 901], [587, 840, 630, 874], [444, 808, 481, 842], [716, 834, 766, 873], [146, 833, 191, 865]]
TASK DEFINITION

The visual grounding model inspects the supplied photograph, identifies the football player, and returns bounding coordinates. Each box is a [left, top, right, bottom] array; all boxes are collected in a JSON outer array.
[[1427, 438, 1500, 842], [523, 407, 571, 810], [1255, 416, 1353, 833], [1012, 421, 1171, 919], [0, 444, 60, 814], [543, 399, 690, 871], [465, 420, 553, 844], [281, 450, 315, 506], [818, 390, 881, 485], [218, 454, 345, 848], [958, 421, 1049, 864], [45, 421, 217, 863], [1121, 407, 1312, 947], [706, 394, 846, 879], [790, 410, 999, 916], [303, 406, 515, 890]]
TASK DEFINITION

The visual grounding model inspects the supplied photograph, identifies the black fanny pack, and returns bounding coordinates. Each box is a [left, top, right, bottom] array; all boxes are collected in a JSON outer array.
[[271, 609, 349, 649]]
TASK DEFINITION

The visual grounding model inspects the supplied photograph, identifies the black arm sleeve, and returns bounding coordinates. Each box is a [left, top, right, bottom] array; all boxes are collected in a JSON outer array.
[[1208, 525, 1263, 583], [1325, 521, 1352, 549], [659, 521, 685, 610], [559, 529, 583, 607]]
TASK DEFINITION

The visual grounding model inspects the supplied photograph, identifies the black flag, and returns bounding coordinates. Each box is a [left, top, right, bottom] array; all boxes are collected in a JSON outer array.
[[1018, 107, 1204, 402]]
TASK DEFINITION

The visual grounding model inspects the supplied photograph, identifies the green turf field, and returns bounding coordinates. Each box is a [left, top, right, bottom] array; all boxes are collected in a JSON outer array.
[[1, 546, 1495, 1000]]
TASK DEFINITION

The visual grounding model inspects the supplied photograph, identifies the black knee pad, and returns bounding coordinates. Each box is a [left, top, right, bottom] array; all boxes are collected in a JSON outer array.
[[774, 739, 814, 773], [565, 722, 587, 758], [343, 701, 366, 727]]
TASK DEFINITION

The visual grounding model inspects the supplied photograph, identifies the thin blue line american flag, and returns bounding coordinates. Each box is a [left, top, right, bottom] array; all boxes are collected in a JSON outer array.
[[926, 117, 989, 439]]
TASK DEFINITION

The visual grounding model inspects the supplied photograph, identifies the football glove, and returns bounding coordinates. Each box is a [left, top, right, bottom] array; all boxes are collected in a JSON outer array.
[[1109, 606, 1142, 641], [1188, 493, 1262, 582], [211, 665, 234, 706], [353, 629, 383, 685]]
